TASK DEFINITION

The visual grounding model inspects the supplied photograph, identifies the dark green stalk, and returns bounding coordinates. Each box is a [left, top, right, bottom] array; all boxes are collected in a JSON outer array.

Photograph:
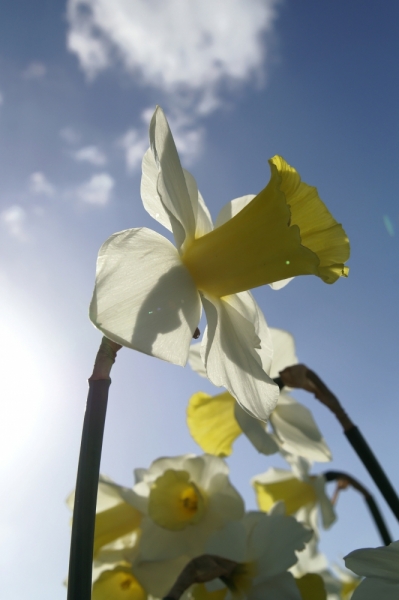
[[67, 338, 121, 600], [344, 426, 399, 523], [279, 366, 399, 525], [324, 470, 392, 545]]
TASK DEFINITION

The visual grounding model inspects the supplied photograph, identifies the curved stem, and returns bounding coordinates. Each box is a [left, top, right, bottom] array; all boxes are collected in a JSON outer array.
[[324, 470, 392, 545], [279, 364, 399, 523], [67, 337, 121, 600]]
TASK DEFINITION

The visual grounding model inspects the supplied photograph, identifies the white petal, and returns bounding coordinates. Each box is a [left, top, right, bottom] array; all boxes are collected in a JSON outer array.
[[345, 541, 399, 581], [183, 168, 213, 237], [201, 292, 279, 421], [141, 147, 212, 240], [141, 147, 173, 232], [133, 555, 190, 598], [90, 227, 201, 365], [312, 475, 336, 529], [234, 403, 279, 455], [205, 520, 248, 563], [188, 342, 207, 378], [150, 107, 197, 248], [215, 194, 256, 228], [251, 468, 294, 486], [269, 329, 298, 378], [250, 514, 312, 579], [351, 578, 399, 600], [271, 392, 332, 462], [280, 451, 312, 480], [268, 278, 294, 290], [249, 573, 302, 600]]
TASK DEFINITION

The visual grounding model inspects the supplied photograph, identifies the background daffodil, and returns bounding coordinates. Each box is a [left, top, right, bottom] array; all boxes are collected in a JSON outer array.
[[90, 106, 349, 421], [252, 459, 336, 534], [128, 454, 244, 562], [187, 328, 332, 462]]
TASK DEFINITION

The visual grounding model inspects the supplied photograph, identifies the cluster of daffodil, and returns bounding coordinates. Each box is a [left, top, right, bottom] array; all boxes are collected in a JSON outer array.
[[67, 326, 362, 600], [76, 107, 396, 599]]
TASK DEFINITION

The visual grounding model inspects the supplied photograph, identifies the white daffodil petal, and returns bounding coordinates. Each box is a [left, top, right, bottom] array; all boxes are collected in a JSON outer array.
[[271, 393, 332, 462], [215, 195, 256, 228], [197, 190, 213, 236], [234, 403, 279, 455], [141, 147, 173, 231], [90, 227, 201, 365], [188, 342, 207, 378], [248, 292, 274, 376], [205, 520, 248, 563], [150, 107, 197, 248], [249, 573, 302, 600], [268, 278, 294, 290], [182, 168, 213, 237], [201, 293, 279, 421], [251, 514, 312, 580], [351, 578, 399, 600], [345, 542, 399, 581], [313, 476, 336, 529], [133, 555, 190, 598], [268, 329, 298, 378]]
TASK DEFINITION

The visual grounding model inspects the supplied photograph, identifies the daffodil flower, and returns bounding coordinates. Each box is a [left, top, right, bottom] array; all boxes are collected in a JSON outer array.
[[90, 106, 349, 421], [344, 541, 399, 600], [252, 459, 336, 534], [187, 328, 332, 462], [128, 454, 244, 563]]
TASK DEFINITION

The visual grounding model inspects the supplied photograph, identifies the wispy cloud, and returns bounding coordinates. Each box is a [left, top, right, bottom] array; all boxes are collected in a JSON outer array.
[[22, 61, 47, 80], [29, 172, 56, 197], [73, 145, 107, 166], [66, 0, 280, 116], [1, 206, 28, 241], [60, 127, 81, 145], [77, 173, 114, 206]]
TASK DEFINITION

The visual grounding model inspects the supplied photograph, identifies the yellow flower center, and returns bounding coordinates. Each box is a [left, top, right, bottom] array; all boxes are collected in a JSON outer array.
[[182, 156, 349, 298], [148, 469, 205, 530], [254, 476, 317, 515], [92, 567, 147, 600]]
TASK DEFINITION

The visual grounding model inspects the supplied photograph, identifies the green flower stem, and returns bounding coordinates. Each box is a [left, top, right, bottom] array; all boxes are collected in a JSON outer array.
[[324, 470, 392, 545], [279, 365, 399, 524], [67, 337, 121, 600], [344, 426, 399, 523]]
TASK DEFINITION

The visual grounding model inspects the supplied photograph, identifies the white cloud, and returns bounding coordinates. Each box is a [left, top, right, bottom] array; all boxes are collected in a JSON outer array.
[[1, 206, 27, 241], [0, 92, 4, 106], [60, 127, 81, 144], [73, 145, 107, 166], [119, 128, 148, 172], [29, 172, 56, 197], [66, 0, 280, 114], [77, 172, 114, 205], [22, 61, 47, 80]]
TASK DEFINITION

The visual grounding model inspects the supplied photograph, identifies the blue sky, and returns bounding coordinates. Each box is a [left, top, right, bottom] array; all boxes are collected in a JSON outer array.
[[0, 1, 398, 598]]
